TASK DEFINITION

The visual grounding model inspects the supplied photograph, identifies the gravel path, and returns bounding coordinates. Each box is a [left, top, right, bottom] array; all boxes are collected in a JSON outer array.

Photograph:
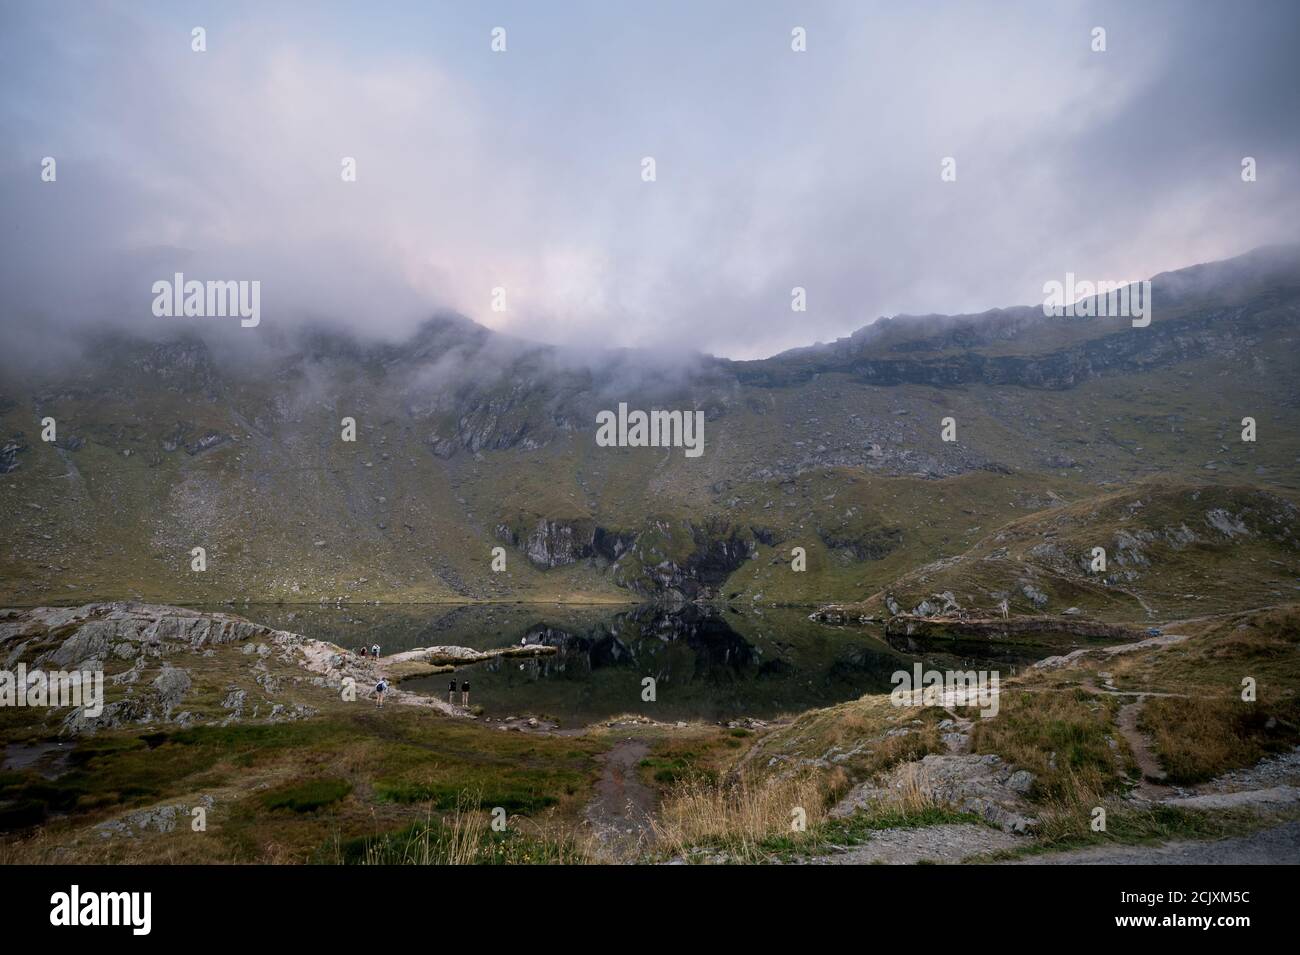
[[584, 738, 655, 862], [1009, 820, 1300, 865], [1166, 786, 1300, 811], [807, 823, 1024, 865], [1192, 747, 1300, 794]]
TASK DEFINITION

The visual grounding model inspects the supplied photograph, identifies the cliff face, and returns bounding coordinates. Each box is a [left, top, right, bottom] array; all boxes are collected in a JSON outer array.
[[495, 518, 617, 568], [736, 297, 1296, 391], [610, 519, 761, 600], [422, 284, 1299, 459], [493, 515, 759, 599]]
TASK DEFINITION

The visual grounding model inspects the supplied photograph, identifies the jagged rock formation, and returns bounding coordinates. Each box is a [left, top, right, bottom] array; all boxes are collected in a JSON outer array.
[[0, 603, 321, 734]]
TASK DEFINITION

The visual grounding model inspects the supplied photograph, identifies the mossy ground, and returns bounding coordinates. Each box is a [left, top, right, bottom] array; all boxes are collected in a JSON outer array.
[[0, 698, 606, 863]]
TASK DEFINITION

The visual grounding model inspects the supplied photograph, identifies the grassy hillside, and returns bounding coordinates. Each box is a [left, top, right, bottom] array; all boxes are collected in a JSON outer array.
[[2, 246, 1298, 606], [830, 483, 1300, 623], [646, 604, 1300, 863]]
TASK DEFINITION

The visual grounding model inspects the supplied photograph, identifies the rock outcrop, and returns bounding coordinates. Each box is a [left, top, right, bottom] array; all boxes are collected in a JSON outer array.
[[831, 753, 1038, 833], [1, 604, 317, 734]]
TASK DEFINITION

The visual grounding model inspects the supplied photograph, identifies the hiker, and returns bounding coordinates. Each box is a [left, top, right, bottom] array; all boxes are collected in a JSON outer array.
[[448, 678, 457, 704], [359, 645, 367, 658], [460, 680, 470, 707], [371, 642, 380, 659], [374, 678, 389, 708]]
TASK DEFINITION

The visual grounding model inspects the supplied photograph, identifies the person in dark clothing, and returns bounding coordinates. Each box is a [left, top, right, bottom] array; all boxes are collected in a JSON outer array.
[[460, 680, 470, 707], [448, 679, 457, 704]]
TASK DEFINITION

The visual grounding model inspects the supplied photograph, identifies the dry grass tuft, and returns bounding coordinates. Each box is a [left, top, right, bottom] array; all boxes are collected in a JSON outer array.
[[650, 767, 838, 861], [1140, 695, 1300, 785]]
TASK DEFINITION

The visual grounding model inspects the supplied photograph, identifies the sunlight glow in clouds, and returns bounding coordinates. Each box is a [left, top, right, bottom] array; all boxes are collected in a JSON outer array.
[[1, 0, 1297, 360]]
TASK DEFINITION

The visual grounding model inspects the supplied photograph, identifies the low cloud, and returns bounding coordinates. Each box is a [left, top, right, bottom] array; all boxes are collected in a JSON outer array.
[[1, 0, 1297, 363]]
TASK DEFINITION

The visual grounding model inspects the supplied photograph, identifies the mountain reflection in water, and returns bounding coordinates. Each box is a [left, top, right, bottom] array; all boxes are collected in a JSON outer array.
[[222, 602, 1086, 724]]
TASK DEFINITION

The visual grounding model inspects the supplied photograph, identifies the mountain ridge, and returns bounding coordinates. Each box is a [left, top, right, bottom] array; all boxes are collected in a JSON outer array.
[[2, 245, 1298, 610]]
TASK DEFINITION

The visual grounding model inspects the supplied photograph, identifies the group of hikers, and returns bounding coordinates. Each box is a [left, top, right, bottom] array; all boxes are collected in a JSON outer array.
[[361, 643, 391, 707], [448, 679, 470, 706], [358, 642, 470, 710]]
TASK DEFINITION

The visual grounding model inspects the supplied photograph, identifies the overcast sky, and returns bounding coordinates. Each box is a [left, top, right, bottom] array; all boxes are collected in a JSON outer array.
[[2, 0, 1297, 360]]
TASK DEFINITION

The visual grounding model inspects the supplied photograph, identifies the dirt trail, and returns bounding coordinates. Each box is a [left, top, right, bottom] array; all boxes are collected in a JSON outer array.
[[1072, 674, 1175, 800], [584, 738, 656, 862], [1114, 699, 1173, 800]]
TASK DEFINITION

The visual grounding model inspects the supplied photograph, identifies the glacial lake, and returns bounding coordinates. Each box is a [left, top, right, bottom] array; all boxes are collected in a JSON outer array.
[[218, 603, 1096, 726]]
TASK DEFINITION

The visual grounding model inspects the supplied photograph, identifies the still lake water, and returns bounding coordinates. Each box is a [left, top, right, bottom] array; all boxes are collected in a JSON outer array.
[[222, 603, 1093, 725]]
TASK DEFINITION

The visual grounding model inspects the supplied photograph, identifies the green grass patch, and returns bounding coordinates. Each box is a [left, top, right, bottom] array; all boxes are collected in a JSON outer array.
[[639, 754, 714, 787], [0, 798, 50, 830], [326, 819, 587, 865], [373, 780, 558, 814], [971, 689, 1125, 800], [670, 805, 984, 863], [262, 778, 353, 813]]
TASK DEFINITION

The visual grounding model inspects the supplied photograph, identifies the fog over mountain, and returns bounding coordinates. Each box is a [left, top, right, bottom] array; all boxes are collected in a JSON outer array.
[[3, 0, 1299, 361], [6, 1, 1300, 880], [2, 241, 1296, 607]]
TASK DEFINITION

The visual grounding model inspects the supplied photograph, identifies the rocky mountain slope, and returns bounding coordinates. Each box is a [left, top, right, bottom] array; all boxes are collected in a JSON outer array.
[[823, 483, 1300, 624], [1, 245, 1298, 609]]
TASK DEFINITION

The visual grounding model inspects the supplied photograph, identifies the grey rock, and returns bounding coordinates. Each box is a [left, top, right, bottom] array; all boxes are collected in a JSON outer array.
[[1007, 770, 1036, 794], [152, 666, 192, 710]]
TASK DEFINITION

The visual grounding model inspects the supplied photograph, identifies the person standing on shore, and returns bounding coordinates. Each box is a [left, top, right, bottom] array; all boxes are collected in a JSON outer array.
[[460, 680, 470, 707], [448, 678, 457, 704], [374, 678, 389, 708]]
